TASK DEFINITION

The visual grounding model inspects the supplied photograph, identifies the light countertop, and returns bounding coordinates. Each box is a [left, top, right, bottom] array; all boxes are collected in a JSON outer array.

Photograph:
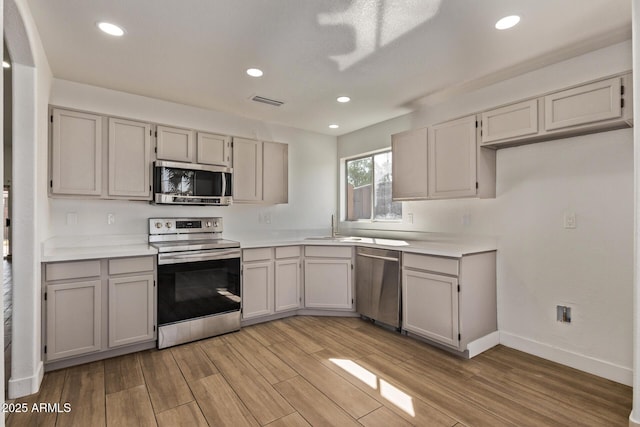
[[41, 232, 496, 262], [42, 235, 158, 262], [238, 235, 497, 258]]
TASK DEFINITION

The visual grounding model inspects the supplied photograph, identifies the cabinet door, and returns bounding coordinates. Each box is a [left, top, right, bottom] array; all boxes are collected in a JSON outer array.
[[428, 115, 477, 199], [544, 76, 623, 131], [391, 128, 428, 200], [304, 259, 352, 310], [242, 261, 273, 319], [263, 141, 288, 204], [156, 126, 194, 162], [481, 99, 538, 144], [233, 137, 263, 202], [402, 269, 459, 348], [46, 280, 101, 361], [275, 258, 300, 312], [108, 274, 155, 348], [51, 108, 102, 196], [197, 132, 232, 166], [108, 118, 152, 199]]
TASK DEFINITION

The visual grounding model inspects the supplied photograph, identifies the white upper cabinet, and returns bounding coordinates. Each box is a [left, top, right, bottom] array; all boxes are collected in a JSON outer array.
[[156, 126, 195, 162], [108, 118, 152, 199], [481, 99, 538, 144], [197, 132, 232, 166], [391, 127, 428, 200], [50, 108, 103, 196], [233, 138, 289, 204], [262, 141, 288, 204], [233, 137, 263, 202], [544, 76, 623, 131], [481, 72, 631, 148], [428, 115, 478, 199]]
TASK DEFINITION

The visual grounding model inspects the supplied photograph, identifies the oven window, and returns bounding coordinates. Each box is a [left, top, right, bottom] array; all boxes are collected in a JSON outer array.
[[157, 257, 241, 325]]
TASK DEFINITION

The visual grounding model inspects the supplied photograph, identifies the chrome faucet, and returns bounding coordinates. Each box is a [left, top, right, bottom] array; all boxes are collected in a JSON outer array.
[[331, 214, 337, 238]]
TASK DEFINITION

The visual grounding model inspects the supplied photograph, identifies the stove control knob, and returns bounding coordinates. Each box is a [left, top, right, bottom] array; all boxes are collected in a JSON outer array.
[[205, 221, 212, 228], [155, 222, 163, 229], [213, 220, 219, 227], [165, 222, 173, 229]]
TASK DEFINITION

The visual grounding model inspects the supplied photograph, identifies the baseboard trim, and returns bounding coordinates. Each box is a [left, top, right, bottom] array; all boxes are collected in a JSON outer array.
[[468, 331, 500, 358], [8, 360, 44, 399], [500, 331, 632, 386]]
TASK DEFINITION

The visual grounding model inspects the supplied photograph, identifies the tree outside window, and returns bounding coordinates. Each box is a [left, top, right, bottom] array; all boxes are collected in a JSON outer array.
[[346, 151, 401, 221]]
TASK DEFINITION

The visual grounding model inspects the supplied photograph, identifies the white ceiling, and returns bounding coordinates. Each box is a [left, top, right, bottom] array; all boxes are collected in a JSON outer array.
[[26, 0, 631, 136]]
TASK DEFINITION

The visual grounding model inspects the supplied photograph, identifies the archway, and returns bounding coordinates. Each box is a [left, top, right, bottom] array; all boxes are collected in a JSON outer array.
[[4, 0, 45, 400]]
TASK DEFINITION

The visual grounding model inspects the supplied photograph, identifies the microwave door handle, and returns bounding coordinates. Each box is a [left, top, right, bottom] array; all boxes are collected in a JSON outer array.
[[221, 173, 226, 197]]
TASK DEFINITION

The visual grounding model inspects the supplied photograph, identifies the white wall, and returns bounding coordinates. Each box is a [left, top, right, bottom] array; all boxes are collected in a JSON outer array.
[[6, 0, 53, 399], [338, 40, 634, 384], [48, 80, 338, 240]]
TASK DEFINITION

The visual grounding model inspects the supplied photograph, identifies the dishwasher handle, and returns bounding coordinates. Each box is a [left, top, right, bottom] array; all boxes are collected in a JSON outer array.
[[356, 252, 399, 262]]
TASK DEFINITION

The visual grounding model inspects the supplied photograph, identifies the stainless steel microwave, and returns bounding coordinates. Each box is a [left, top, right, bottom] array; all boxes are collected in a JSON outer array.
[[153, 160, 232, 206]]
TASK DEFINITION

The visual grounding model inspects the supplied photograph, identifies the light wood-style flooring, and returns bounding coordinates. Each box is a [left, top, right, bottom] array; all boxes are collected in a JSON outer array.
[[6, 316, 632, 426]]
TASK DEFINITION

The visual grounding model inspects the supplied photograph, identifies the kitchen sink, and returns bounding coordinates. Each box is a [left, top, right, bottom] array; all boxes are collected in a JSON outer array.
[[304, 236, 362, 242]]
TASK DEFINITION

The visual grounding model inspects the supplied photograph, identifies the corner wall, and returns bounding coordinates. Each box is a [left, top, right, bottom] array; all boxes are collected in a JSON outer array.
[[338, 40, 634, 384], [6, 0, 53, 398]]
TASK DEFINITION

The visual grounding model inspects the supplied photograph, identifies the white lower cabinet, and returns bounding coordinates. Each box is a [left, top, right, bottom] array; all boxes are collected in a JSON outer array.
[[242, 260, 274, 319], [46, 280, 102, 361], [402, 251, 496, 353], [304, 246, 354, 310], [242, 246, 301, 321], [403, 270, 459, 347], [274, 248, 301, 312], [108, 274, 155, 347], [44, 256, 156, 364]]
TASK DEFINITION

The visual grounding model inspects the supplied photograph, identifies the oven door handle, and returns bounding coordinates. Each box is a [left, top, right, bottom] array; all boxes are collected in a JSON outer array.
[[158, 249, 241, 265]]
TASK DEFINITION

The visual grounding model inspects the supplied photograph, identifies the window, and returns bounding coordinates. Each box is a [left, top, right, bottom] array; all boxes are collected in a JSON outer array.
[[346, 150, 401, 221]]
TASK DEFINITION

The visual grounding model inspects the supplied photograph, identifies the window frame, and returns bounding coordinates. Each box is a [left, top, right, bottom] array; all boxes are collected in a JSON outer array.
[[343, 149, 401, 223]]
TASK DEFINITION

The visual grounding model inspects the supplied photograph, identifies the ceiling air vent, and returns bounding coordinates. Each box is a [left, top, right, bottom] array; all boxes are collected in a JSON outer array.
[[251, 95, 284, 107]]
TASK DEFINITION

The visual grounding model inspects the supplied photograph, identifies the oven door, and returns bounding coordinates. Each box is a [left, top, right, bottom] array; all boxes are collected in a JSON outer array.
[[157, 249, 241, 326]]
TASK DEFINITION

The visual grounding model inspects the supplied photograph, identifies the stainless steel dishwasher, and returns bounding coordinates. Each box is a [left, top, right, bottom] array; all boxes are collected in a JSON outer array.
[[356, 247, 401, 329]]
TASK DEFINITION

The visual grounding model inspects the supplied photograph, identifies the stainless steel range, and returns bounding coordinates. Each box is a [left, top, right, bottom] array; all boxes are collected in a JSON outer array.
[[149, 217, 241, 349]]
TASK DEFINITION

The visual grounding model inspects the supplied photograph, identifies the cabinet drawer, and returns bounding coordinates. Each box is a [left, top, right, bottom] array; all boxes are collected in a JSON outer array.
[[45, 260, 101, 281], [305, 245, 352, 258], [403, 253, 459, 276], [275, 246, 301, 259], [108, 256, 154, 275], [243, 248, 273, 262]]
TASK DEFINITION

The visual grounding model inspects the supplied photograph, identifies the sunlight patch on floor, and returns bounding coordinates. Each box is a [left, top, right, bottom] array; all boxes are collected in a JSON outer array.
[[329, 357, 415, 417]]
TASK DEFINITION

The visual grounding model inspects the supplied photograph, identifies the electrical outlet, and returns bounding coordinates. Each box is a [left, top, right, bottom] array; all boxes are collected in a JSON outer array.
[[564, 212, 576, 229], [66, 212, 78, 226], [407, 213, 413, 224], [107, 213, 115, 225], [557, 305, 572, 323], [264, 212, 272, 224], [462, 212, 471, 226]]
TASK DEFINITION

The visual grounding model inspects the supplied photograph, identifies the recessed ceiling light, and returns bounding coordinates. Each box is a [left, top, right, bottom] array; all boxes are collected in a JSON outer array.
[[329, 124, 339, 129], [2, 61, 10, 69], [495, 15, 520, 30], [337, 96, 351, 103], [97, 22, 125, 36], [246, 68, 264, 77]]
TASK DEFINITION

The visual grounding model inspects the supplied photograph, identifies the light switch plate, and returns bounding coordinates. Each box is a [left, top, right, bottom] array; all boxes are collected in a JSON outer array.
[[564, 212, 576, 229]]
